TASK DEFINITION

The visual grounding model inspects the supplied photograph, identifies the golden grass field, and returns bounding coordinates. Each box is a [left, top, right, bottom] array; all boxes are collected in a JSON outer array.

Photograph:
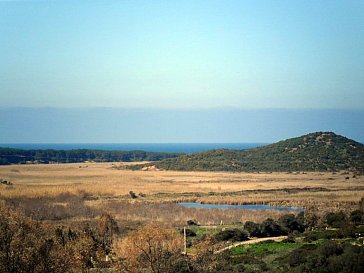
[[1, 162, 363, 225], [0, 162, 363, 195], [1, 162, 364, 206]]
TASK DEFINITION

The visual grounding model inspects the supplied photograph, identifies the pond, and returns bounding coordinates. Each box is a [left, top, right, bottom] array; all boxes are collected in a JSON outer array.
[[177, 202, 303, 211]]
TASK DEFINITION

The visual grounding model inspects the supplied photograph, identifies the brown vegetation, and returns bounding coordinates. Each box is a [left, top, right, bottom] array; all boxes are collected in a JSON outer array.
[[0, 204, 118, 272], [1, 162, 362, 226], [100, 200, 290, 226], [114, 224, 183, 273]]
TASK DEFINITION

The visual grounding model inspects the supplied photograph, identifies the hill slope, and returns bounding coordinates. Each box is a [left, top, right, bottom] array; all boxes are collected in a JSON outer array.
[[133, 132, 364, 172]]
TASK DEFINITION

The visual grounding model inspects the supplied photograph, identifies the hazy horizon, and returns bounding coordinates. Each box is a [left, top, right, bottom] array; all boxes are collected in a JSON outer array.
[[1, 107, 363, 144], [1, 1, 363, 143]]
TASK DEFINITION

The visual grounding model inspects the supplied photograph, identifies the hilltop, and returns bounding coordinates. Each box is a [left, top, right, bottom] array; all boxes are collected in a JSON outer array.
[[131, 132, 364, 172]]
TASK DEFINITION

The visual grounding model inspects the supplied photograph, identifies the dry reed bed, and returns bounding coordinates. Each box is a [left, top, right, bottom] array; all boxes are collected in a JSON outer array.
[[194, 190, 364, 209], [96, 200, 291, 226], [1, 162, 362, 198], [2, 192, 99, 221], [1, 162, 363, 225]]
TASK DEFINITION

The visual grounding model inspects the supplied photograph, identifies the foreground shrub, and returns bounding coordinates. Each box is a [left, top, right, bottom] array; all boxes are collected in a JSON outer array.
[[287, 241, 364, 273], [0, 205, 73, 273], [0, 203, 120, 273], [114, 224, 184, 273]]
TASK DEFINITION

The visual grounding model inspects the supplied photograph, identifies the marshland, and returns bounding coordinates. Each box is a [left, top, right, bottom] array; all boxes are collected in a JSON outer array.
[[1, 162, 362, 225]]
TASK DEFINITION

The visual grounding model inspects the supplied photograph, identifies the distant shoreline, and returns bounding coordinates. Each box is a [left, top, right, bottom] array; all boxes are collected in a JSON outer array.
[[0, 143, 267, 154]]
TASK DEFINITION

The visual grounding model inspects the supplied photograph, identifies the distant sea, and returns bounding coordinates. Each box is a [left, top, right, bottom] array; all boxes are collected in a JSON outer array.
[[0, 143, 267, 154]]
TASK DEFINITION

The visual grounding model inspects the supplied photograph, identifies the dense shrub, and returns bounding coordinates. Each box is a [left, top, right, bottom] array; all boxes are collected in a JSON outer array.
[[303, 229, 344, 242], [244, 221, 263, 237], [260, 218, 287, 237], [350, 209, 364, 225], [180, 228, 197, 237], [278, 213, 305, 233], [244, 214, 304, 239], [187, 219, 198, 226], [288, 244, 318, 267], [287, 241, 364, 273], [325, 211, 347, 228], [214, 229, 249, 242]]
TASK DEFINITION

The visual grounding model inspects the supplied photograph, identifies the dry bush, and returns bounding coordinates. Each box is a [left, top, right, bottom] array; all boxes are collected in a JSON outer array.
[[114, 224, 183, 273], [0, 203, 124, 272], [0, 204, 75, 273]]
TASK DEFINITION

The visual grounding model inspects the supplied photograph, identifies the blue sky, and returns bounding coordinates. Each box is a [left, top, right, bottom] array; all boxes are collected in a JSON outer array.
[[0, 1, 363, 142]]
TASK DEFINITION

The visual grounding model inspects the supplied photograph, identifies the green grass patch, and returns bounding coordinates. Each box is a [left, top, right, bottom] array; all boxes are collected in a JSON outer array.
[[232, 241, 302, 256], [189, 224, 243, 238], [189, 226, 222, 238]]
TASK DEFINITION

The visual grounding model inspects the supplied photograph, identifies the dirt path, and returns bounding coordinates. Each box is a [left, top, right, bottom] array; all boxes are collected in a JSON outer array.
[[214, 235, 288, 254]]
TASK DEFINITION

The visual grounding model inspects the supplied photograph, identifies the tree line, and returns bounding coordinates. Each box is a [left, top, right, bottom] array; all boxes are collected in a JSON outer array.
[[0, 147, 183, 165]]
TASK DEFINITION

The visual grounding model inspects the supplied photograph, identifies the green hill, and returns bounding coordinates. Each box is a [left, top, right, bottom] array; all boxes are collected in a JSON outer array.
[[132, 132, 364, 172]]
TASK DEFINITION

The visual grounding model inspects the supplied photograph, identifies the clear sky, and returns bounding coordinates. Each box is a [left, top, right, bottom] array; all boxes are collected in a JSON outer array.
[[1, 0, 363, 109], [0, 1, 363, 143]]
